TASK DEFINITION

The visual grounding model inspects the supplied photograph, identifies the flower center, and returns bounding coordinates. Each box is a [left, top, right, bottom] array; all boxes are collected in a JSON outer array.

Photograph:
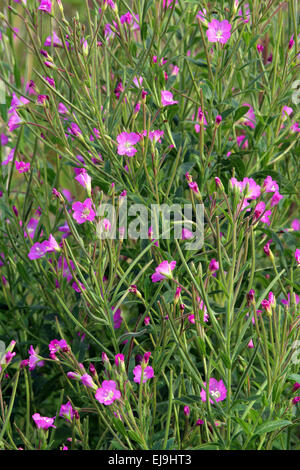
[[210, 390, 221, 399], [216, 30, 223, 39], [82, 208, 90, 218]]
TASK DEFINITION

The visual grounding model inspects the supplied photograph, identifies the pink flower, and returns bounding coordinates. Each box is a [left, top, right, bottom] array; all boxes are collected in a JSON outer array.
[[81, 374, 96, 389], [59, 402, 75, 422], [248, 339, 254, 348], [206, 19, 232, 44], [38, 0, 52, 13], [74, 168, 91, 194], [95, 380, 121, 405], [8, 111, 22, 132], [291, 219, 300, 231], [72, 198, 95, 224], [193, 107, 207, 132], [182, 228, 194, 240], [133, 365, 154, 383], [49, 339, 69, 360], [44, 31, 62, 47], [196, 9, 207, 26], [115, 354, 124, 366], [28, 241, 50, 260], [2, 147, 15, 165], [44, 234, 60, 252], [32, 413, 56, 429], [281, 293, 299, 307], [185, 172, 199, 194], [241, 103, 256, 129], [200, 378, 227, 404], [271, 191, 283, 207], [28, 345, 44, 370], [292, 383, 300, 392], [261, 210, 272, 226], [295, 249, 300, 267], [151, 260, 176, 282], [67, 123, 82, 137], [292, 397, 300, 405], [230, 177, 261, 200], [282, 106, 293, 120], [112, 307, 123, 329], [257, 44, 264, 53], [263, 176, 279, 193], [15, 161, 30, 173], [184, 405, 190, 416], [117, 132, 141, 156], [263, 240, 272, 256], [209, 258, 219, 273], [58, 102, 68, 114], [24, 218, 39, 239], [161, 90, 178, 107]]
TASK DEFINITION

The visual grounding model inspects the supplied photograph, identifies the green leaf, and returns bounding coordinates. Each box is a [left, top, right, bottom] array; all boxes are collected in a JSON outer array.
[[234, 105, 251, 122], [254, 420, 292, 435]]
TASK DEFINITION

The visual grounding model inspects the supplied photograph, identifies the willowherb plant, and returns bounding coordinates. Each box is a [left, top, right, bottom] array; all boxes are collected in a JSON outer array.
[[0, 0, 299, 451]]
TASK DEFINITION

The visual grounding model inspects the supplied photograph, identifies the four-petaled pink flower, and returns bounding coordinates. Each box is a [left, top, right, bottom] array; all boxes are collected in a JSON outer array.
[[95, 380, 121, 405], [200, 378, 227, 404], [117, 132, 141, 157], [38, 0, 52, 14], [206, 19, 232, 44], [263, 176, 279, 193], [133, 365, 154, 383], [161, 90, 178, 107], [72, 198, 95, 224], [15, 161, 30, 173], [151, 260, 176, 282], [59, 402, 75, 422], [28, 241, 49, 260], [49, 339, 69, 360], [28, 345, 44, 370], [32, 413, 56, 429]]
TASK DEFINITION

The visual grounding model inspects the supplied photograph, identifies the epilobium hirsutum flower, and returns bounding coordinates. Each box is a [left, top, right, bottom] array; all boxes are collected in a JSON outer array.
[[28, 241, 49, 260], [184, 405, 190, 416], [115, 354, 124, 366], [161, 90, 178, 107], [28, 345, 44, 370], [38, 0, 52, 14], [196, 9, 207, 26], [133, 365, 154, 383], [72, 198, 95, 224], [263, 176, 279, 193], [295, 249, 300, 266], [206, 19, 232, 44], [48, 339, 69, 360], [209, 258, 219, 273], [271, 191, 283, 207], [117, 132, 141, 156], [80, 374, 97, 389], [181, 228, 194, 240], [95, 380, 121, 405], [15, 161, 30, 173], [240, 103, 256, 128], [112, 307, 123, 329], [151, 260, 176, 282], [74, 168, 92, 195], [59, 402, 75, 422], [32, 413, 56, 429], [200, 378, 227, 404]]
